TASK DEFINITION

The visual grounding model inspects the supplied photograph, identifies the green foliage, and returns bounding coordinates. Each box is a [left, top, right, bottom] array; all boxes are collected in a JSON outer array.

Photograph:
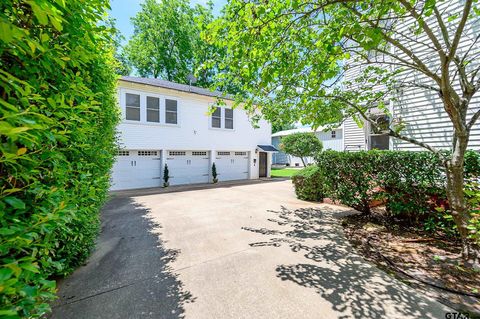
[[307, 151, 478, 236], [280, 133, 323, 166], [272, 122, 295, 134], [0, 0, 118, 317], [124, 0, 228, 90], [315, 151, 377, 213], [291, 166, 325, 201], [464, 180, 480, 244], [212, 162, 218, 183], [464, 150, 480, 177], [163, 164, 170, 187]]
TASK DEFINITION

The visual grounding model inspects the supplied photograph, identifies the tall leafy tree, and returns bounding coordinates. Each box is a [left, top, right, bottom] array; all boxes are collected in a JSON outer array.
[[208, 0, 480, 266], [124, 0, 195, 81]]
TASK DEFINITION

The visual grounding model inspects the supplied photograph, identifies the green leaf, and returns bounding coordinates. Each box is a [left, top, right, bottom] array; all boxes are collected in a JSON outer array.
[[4, 197, 26, 209], [20, 263, 40, 273]]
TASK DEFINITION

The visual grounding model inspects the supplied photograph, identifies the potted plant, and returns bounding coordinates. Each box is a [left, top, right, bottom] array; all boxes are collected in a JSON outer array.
[[212, 162, 218, 183], [163, 164, 170, 187]]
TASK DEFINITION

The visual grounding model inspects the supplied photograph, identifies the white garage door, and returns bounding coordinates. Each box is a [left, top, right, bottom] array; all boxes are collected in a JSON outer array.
[[215, 151, 249, 181], [166, 151, 210, 185], [111, 150, 162, 191]]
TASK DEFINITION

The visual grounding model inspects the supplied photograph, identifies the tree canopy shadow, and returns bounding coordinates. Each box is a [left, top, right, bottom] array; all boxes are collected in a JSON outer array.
[[243, 206, 448, 319], [52, 196, 195, 319]]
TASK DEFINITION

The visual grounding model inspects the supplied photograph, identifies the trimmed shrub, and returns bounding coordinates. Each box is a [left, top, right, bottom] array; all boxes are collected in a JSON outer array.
[[306, 150, 479, 231], [1, 1, 118, 317], [280, 132, 323, 166], [315, 151, 377, 213], [291, 166, 325, 201], [372, 151, 445, 223]]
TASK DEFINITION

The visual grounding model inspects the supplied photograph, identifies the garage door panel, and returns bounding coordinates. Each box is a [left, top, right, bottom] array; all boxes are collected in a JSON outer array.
[[215, 151, 249, 181], [111, 150, 161, 191], [166, 151, 210, 185]]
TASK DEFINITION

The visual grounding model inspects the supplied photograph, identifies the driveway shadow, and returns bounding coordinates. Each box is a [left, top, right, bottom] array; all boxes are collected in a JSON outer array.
[[243, 206, 449, 319], [51, 197, 194, 319]]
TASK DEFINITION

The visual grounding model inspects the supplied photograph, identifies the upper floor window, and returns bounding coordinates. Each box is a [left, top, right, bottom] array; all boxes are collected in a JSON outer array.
[[165, 99, 178, 124], [211, 107, 233, 129], [123, 91, 179, 125], [126, 93, 140, 121], [225, 108, 233, 129], [212, 107, 221, 128], [331, 130, 336, 138], [147, 96, 160, 123]]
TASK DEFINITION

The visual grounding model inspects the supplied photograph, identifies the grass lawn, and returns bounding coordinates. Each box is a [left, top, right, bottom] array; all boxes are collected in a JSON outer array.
[[271, 167, 302, 178]]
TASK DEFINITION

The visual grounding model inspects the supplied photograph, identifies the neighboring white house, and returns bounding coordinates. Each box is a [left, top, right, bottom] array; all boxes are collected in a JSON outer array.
[[342, 1, 480, 152], [272, 127, 343, 166], [111, 76, 275, 190]]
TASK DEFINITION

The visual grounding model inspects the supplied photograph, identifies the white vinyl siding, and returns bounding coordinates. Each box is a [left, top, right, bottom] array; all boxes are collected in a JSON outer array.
[[343, 118, 366, 151], [390, 0, 480, 151], [341, 0, 480, 151]]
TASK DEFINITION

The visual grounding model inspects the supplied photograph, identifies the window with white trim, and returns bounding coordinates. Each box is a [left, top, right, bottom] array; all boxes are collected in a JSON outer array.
[[217, 151, 230, 156], [331, 130, 336, 138], [118, 150, 130, 156], [192, 151, 207, 156], [165, 99, 178, 124], [235, 152, 246, 156], [125, 93, 140, 121], [146, 96, 160, 123], [225, 108, 233, 129], [212, 107, 221, 128]]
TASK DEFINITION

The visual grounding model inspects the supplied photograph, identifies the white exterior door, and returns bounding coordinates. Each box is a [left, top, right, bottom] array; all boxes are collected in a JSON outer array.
[[215, 151, 249, 181], [166, 151, 210, 185], [111, 150, 162, 191]]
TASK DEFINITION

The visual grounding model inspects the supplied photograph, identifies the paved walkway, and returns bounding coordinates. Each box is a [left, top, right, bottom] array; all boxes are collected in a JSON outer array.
[[52, 180, 451, 318]]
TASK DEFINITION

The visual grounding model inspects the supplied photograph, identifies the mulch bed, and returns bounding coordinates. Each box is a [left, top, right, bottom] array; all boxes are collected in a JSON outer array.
[[341, 209, 480, 316]]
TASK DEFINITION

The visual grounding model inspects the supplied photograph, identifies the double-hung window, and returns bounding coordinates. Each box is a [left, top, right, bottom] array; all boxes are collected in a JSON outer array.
[[146, 96, 160, 123], [225, 108, 233, 129], [125, 93, 140, 121], [165, 99, 178, 124], [212, 107, 221, 128]]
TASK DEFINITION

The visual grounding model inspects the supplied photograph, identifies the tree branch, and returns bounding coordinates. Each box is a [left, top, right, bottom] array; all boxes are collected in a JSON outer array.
[[448, 0, 473, 61], [467, 109, 480, 130]]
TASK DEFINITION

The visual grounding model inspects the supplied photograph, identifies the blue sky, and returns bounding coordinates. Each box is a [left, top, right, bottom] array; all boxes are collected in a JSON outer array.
[[109, 0, 228, 44]]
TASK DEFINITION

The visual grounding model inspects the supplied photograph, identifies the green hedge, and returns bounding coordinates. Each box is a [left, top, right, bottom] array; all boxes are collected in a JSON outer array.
[[293, 150, 479, 226], [291, 166, 325, 201], [1, 1, 118, 317]]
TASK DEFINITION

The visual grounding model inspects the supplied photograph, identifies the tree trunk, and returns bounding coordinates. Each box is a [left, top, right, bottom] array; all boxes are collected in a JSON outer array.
[[444, 136, 479, 268], [300, 157, 306, 167]]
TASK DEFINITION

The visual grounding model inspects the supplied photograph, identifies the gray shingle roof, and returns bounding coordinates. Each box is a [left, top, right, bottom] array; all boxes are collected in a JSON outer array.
[[120, 76, 234, 100]]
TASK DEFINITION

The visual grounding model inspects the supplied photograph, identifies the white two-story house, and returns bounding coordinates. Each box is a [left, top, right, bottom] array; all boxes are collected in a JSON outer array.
[[111, 76, 275, 190]]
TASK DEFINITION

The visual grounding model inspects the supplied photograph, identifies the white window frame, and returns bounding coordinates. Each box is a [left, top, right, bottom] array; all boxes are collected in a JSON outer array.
[[331, 130, 336, 138], [209, 106, 235, 131], [211, 106, 222, 129], [224, 108, 234, 129], [119, 88, 181, 127], [125, 92, 141, 121], [146, 96, 160, 123]]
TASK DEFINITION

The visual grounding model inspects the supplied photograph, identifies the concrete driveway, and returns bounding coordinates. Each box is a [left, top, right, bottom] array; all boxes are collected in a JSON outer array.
[[52, 180, 450, 319]]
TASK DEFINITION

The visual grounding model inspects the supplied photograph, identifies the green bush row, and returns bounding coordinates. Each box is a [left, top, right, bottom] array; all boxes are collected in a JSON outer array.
[[291, 166, 325, 202], [293, 150, 480, 227], [0, 1, 118, 318]]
